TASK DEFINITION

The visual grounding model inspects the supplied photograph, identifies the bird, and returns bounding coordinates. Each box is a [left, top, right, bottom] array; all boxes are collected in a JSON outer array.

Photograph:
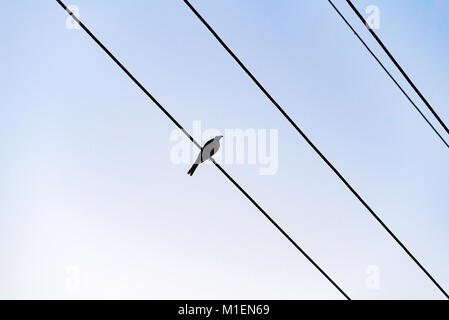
[[188, 135, 223, 176]]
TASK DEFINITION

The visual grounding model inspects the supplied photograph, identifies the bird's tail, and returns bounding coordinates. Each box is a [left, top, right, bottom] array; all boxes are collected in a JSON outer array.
[[187, 163, 199, 176]]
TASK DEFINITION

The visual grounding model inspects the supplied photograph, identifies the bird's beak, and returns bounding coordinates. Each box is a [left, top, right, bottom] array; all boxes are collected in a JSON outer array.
[[219, 135, 223, 140]]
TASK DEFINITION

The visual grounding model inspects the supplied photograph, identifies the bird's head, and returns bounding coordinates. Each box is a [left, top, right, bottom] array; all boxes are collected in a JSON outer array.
[[215, 135, 223, 141]]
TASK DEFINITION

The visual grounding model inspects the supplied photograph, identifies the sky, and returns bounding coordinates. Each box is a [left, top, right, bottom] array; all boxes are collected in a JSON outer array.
[[0, 0, 448, 299]]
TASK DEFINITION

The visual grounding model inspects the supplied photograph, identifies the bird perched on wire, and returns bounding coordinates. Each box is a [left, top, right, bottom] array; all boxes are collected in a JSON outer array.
[[188, 135, 223, 176]]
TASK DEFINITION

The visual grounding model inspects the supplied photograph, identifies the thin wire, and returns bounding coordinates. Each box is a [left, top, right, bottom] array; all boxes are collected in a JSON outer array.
[[328, 0, 448, 149], [56, 0, 350, 300], [183, 0, 449, 299], [346, 0, 449, 137]]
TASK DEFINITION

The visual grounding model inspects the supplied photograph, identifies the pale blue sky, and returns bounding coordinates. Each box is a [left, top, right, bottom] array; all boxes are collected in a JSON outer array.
[[1, 0, 448, 299]]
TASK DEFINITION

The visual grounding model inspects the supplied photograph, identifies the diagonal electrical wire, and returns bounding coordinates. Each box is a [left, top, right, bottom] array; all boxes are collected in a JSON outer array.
[[328, 0, 448, 149], [56, 0, 350, 300], [183, 0, 449, 299], [346, 0, 449, 137]]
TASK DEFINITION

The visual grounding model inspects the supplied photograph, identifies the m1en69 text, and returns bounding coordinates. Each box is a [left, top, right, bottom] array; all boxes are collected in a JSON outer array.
[[222, 304, 270, 316]]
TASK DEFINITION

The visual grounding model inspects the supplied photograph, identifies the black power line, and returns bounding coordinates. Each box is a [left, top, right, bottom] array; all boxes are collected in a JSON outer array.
[[183, 0, 449, 299], [346, 0, 449, 137], [328, 0, 448, 149], [56, 0, 350, 300]]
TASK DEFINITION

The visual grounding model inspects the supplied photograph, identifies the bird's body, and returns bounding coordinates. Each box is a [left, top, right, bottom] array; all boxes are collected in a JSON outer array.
[[188, 135, 223, 176]]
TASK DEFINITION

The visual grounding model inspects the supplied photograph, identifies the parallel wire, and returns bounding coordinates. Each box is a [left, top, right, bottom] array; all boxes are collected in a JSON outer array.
[[328, 0, 448, 149], [56, 0, 350, 300], [183, 0, 449, 299], [346, 0, 449, 138]]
